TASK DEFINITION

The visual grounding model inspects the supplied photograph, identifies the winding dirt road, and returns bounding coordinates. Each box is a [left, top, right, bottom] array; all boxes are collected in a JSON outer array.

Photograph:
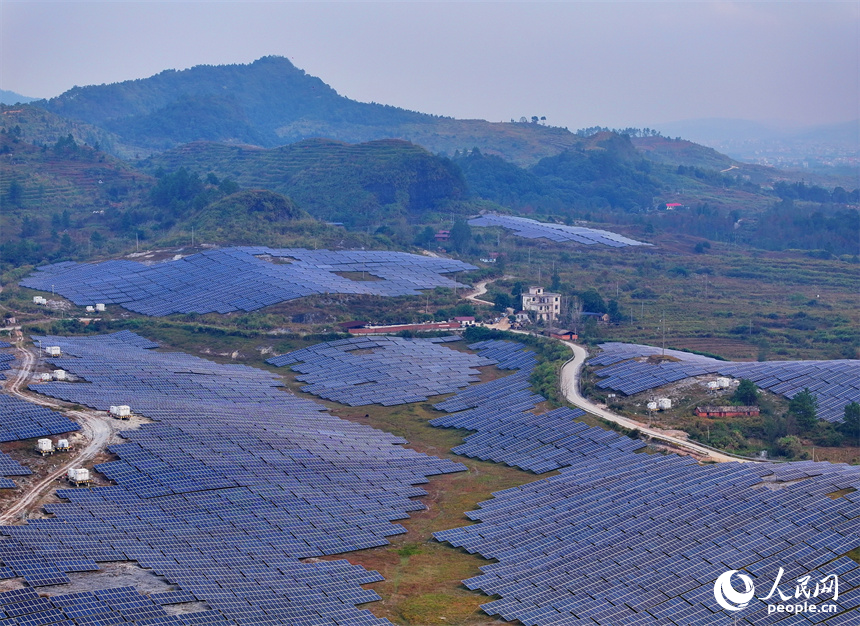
[[558, 341, 755, 463], [0, 340, 119, 523], [463, 279, 495, 306]]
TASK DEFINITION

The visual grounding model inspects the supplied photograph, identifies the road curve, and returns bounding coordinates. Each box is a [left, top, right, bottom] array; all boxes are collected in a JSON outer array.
[[0, 340, 117, 524], [558, 340, 753, 463], [464, 279, 496, 306]]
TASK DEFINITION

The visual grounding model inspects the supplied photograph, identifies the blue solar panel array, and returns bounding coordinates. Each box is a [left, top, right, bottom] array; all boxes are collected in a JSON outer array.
[[20, 248, 477, 317], [0, 394, 79, 443], [435, 456, 860, 625], [590, 342, 860, 423], [0, 341, 13, 380], [468, 214, 650, 247], [2, 330, 468, 624], [4, 331, 859, 625], [0, 583, 263, 626], [266, 336, 495, 406], [430, 340, 646, 473], [0, 344, 70, 487]]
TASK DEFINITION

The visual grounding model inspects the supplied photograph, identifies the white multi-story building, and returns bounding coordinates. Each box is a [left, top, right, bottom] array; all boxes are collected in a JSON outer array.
[[521, 286, 561, 322]]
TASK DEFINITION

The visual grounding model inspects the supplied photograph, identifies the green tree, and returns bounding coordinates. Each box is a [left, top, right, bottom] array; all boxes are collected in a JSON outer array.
[[733, 379, 759, 406], [90, 231, 105, 249], [839, 402, 860, 443], [414, 226, 435, 247], [452, 302, 475, 317], [493, 292, 513, 312], [219, 178, 240, 195], [7, 180, 23, 206], [579, 288, 606, 313], [776, 435, 803, 459], [20, 216, 40, 238], [789, 388, 818, 431], [54, 133, 78, 153], [150, 167, 204, 210], [449, 219, 472, 253]]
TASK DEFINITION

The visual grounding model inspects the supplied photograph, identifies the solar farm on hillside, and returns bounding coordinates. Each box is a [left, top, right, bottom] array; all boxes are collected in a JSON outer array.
[[20, 248, 476, 316]]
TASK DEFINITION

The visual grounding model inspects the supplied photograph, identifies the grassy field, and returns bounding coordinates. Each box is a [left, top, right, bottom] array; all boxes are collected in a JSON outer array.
[[482, 230, 859, 362]]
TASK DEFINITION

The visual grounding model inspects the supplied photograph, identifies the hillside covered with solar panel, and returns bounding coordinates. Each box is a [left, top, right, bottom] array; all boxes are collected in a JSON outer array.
[[2, 48, 859, 626], [1, 331, 469, 623], [469, 214, 650, 247], [0, 332, 856, 624], [20, 247, 476, 317], [590, 342, 860, 424]]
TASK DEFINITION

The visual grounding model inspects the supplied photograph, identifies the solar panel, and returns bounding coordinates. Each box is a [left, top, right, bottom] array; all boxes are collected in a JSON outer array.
[[468, 214, 651, 248], [589, 342, 860, 424], [435, 455, 860, 624], [20, 247, 477, 317], [1, 331, 457, 625], [266, 336, 493, 406]]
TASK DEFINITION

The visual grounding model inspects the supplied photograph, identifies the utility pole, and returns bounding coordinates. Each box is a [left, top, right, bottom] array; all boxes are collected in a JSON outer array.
[[661, 310, 667, 356]]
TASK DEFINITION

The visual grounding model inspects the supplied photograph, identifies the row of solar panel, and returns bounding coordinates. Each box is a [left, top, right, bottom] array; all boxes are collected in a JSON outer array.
[[3, 331, 456, 624], [21, 248, 476, 317], [468, 214, 650, 247], [266, 336, 495, 406], [590, 342, 860, 423], [435, 451, 860, 624]]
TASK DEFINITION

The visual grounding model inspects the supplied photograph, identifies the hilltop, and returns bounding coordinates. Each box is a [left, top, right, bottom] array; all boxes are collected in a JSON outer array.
[[0, 90, 38, 105], [36, 56, 582, 166], [3, 56, 856, 268]]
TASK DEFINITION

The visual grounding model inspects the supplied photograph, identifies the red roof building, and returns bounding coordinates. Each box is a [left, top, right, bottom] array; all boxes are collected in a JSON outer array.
[[695, 406, 760, 418]]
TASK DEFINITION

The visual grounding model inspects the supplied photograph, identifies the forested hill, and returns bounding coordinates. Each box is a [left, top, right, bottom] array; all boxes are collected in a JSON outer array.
[[37, 56, 582, 165], [141, 138, 467, 226]]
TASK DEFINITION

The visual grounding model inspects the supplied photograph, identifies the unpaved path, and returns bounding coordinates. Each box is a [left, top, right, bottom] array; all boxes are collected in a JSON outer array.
[[464, 277, 505, 307], [558, 341, 755, 463], [0, 340, 119, 523]]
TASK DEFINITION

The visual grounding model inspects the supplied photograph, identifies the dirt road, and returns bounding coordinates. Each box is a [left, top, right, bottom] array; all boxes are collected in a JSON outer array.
[[558, 341, 754, 463], [0, 340, 119, 523], [464, 279, 495, 306]]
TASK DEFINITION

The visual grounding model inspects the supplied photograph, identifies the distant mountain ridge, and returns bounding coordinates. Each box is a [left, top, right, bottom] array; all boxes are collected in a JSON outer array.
[[0, 89, 38, 105], [37, 56, 582, 165], [654, 118, 859, 146], [653, 117, 859, 178]]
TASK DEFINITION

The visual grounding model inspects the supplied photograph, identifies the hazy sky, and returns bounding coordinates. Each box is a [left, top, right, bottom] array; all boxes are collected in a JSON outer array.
[[2, 1, 857, 130]]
